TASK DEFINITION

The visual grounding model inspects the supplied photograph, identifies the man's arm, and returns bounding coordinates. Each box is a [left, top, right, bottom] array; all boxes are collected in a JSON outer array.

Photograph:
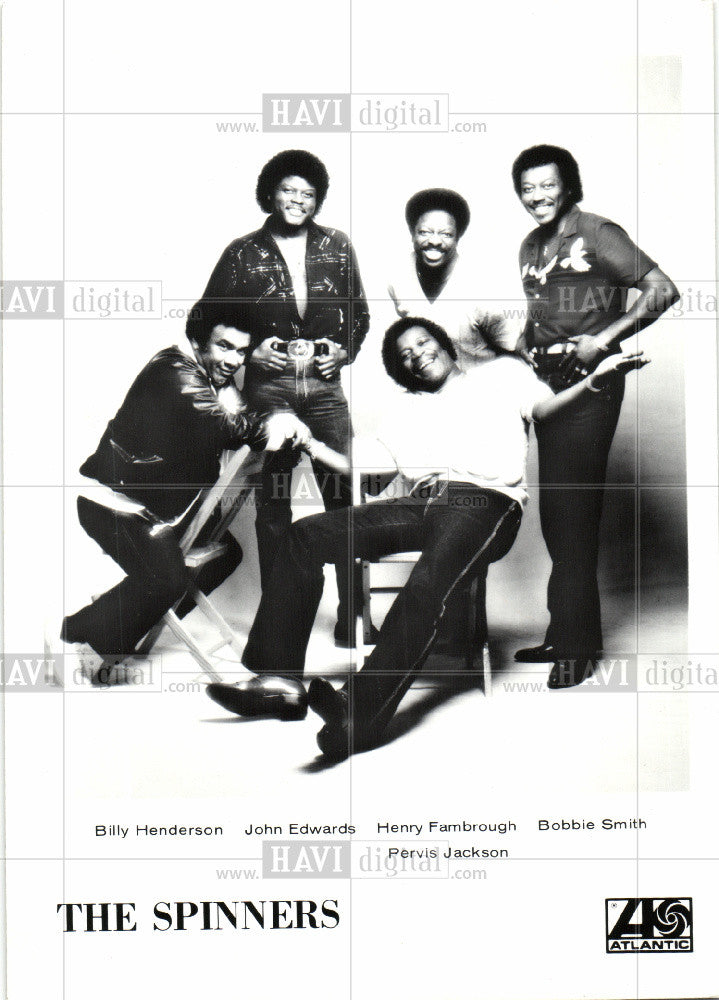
[[303, 436, 399, 499], [347, 239, 370, 361], [171, 355, 310, 453], [315, 239, 370, 379], [203, 242, 240, 299], [467, 307, 523, 356], [303, 435, 398, 475], [560, 265, 679, 380], [594, 266, 679, 347], [533, 352, 650, 423]]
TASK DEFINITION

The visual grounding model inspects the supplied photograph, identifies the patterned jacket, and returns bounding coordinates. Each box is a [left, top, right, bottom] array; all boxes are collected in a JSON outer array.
[[203, 218, 369, 362]]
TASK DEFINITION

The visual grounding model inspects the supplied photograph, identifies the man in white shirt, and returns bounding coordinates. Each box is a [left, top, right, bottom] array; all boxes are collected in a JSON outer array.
[[388, 188, 521, 370], [207, 316, 648, 756]]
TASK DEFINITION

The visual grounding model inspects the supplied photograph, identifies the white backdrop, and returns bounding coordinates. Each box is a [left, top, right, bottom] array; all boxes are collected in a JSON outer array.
[[2, 2, 718, 999]]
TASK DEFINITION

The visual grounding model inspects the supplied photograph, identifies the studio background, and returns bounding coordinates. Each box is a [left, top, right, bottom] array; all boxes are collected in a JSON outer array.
[[3, 118, 701, 655], [2, 4, 717, 1000]]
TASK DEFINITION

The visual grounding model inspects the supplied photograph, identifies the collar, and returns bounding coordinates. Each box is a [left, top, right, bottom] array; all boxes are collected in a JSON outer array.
[[558, 203, 581, 238], [259, 216, 325, 254], [176, 341, 216, 393], [524, 202, 581, 248]]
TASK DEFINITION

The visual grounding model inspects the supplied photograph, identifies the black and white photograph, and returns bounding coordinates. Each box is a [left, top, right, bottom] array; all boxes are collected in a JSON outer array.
[[1, 1, 718, 997]]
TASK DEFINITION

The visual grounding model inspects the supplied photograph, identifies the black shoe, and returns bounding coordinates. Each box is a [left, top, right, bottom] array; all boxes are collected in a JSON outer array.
[[308, 677, 377, 759], [307, 677, 348, 726], [547, 658, 597, 690], [333, 622, 381, 648], [206, 676, 307, 720]]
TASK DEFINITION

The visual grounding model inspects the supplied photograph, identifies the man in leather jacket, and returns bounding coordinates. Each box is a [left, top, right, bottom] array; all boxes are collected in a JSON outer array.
[[61, 300, 309, 664]]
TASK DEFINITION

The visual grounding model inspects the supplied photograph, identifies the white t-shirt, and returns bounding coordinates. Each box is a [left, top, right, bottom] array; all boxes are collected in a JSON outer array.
[[376, 357, 554, 506], [388, 253, 522, 372]]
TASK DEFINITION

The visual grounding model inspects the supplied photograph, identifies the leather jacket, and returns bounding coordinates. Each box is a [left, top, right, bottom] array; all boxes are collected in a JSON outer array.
[[80, 347, 267, 520]]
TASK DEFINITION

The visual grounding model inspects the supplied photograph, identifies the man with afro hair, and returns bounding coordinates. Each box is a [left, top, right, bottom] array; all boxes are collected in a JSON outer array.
[[204, 150, 371, 647], [206, 316, 650, 756]]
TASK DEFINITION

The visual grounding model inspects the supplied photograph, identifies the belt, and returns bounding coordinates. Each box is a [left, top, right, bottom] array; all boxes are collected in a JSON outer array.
[[268, 338, 327, 394], [532, 343, 572, 356], [271, 338, 328, 361]]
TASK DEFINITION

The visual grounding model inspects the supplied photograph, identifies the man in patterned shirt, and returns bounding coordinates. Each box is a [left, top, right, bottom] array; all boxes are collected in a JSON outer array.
[[512, 144, 678, 686], [203, 150, 371, 647]]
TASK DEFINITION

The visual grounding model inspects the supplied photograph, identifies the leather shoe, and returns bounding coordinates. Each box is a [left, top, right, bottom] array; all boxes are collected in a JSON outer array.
[[308, 677, 376, 759], [333, 622, 380, 649], [547, 658, 597, 690], [307, 677, 348, 726], [206, 676, 307, 720]]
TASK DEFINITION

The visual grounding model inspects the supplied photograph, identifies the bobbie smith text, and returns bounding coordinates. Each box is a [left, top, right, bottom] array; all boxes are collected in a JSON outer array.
[[57, 899, 340, 932]]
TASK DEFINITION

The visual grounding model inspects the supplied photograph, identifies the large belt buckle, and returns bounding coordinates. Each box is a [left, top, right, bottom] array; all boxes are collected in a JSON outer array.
[[286, 338, 315, 360], [534, 343, 568, 357]]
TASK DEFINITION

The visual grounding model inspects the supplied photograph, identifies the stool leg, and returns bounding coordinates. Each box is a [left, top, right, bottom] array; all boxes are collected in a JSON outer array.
[[482, 642, 492, 697], [189, 586, 245, 663], [465, 577, 478, 671], [473, 570, 488, 647], [361, 560, 372, 647], [466, 569, 491, 695], [135, 620, 166, 657], [162, 610, 224, 683], [474, 570, 491, 695]]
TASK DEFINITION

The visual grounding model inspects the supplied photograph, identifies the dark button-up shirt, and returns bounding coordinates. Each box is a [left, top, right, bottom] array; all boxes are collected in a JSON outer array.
[[203, 218, 370, 362], [519, 204, 657, 347]]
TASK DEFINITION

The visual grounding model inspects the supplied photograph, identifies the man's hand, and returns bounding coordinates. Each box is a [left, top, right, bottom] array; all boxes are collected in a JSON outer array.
[[589, 351, 650, 390], [250, 337, 288, 372], [533, 350, 650, 422], [514, 330, 537, 369], [263, 412, 312, 451], [558, 334, 610, 382], [314, 339, 348, 379]]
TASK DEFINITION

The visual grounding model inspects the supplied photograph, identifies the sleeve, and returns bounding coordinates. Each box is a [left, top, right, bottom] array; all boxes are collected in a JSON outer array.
[[347, 238, 370, 362], [202, 242, 241, 300], [518, 234, 533, 275], [173, 358, 268, 451], [596, 222, 658, 286], [514, 363, 555, 422]]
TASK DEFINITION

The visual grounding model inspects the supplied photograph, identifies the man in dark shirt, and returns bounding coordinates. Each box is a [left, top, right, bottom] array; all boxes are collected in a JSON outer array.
[[512, 144, 679, 686], [203, 149, 371, 646], [61, 300, 309, 670]]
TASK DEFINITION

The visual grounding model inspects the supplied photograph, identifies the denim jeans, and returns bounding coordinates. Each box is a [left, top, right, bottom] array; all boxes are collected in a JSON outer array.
[[245, 368, 355, 629], [243, 484, 522, 727], [534, 360, 625, 654]]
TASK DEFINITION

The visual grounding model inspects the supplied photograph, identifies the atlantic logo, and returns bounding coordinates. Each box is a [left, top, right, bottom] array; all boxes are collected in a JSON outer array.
[[605, 898, 693, 953]]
